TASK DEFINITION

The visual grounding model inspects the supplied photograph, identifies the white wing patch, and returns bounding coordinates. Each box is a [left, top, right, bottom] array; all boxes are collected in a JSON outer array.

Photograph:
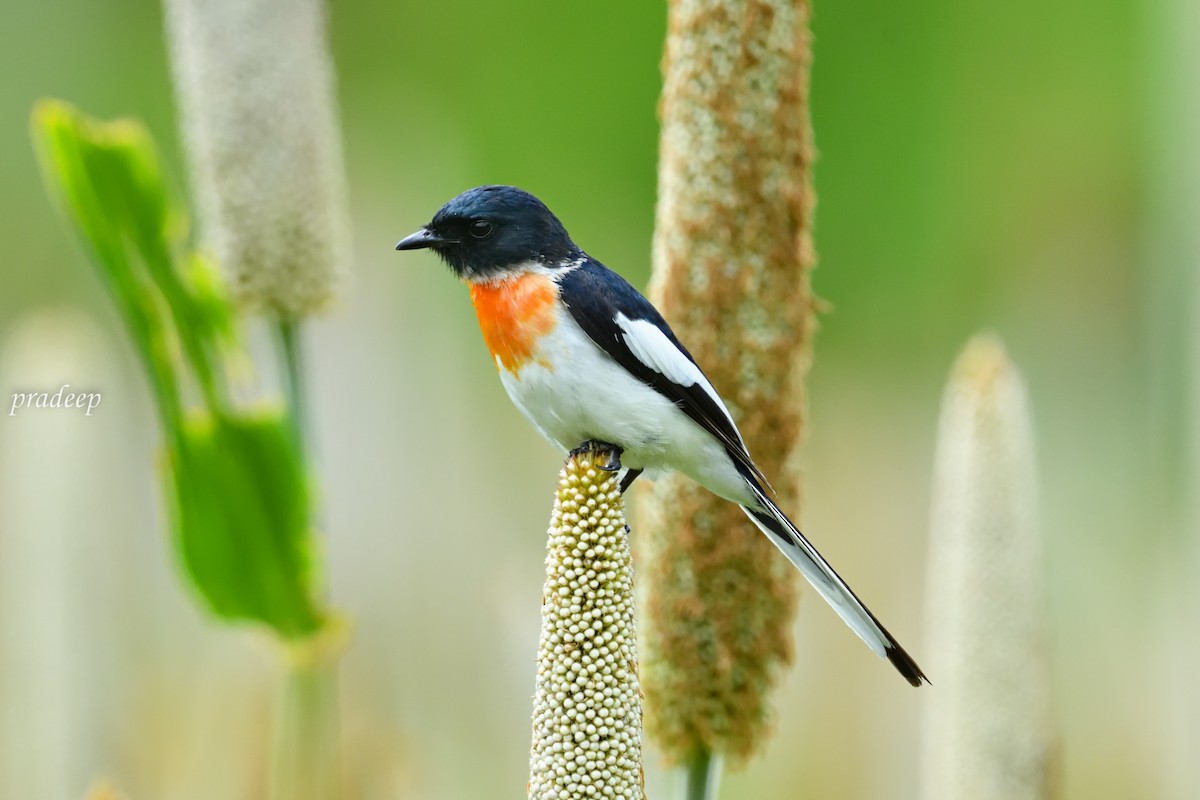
[[615, 314, 702, 386], [614, 313, 741, 441]]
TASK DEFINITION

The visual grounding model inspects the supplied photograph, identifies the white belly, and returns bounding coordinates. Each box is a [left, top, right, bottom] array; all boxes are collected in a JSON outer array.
[[495, 308, 753, 505]]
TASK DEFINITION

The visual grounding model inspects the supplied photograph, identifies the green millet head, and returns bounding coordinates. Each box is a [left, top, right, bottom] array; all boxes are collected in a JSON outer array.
[[529, 449, 644, 800]]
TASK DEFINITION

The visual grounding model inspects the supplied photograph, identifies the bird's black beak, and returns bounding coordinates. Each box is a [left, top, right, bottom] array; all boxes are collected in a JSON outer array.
[[395, 227, 449, 251]]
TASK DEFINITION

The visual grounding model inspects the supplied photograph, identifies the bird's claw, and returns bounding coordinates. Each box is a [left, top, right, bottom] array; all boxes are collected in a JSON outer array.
[[570, 439, 623, 472]]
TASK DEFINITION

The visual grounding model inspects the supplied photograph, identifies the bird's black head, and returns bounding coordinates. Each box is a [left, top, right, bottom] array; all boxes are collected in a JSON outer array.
[[395, 185, 580, 280]]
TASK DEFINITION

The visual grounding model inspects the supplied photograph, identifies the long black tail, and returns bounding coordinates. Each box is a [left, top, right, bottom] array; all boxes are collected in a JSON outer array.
[[741, 493, 928, 687]]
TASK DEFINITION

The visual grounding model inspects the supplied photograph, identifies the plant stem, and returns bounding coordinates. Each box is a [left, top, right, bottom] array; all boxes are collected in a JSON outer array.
[[683, 749, 721, 800], [269, 656, 340, 800], [269, 317, 340, 800], [278, 319, 308, 453]]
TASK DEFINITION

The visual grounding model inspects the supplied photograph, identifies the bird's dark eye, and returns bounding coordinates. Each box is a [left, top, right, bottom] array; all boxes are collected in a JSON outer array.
[[469, 219, 495, 239]]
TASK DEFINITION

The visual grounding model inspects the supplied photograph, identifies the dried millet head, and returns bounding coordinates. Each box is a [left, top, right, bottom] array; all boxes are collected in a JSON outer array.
[[641, 0, 812, 766], [529, 450, 644, 800]]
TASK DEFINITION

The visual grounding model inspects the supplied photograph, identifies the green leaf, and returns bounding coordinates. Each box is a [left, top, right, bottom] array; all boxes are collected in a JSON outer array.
[[32, 99, 329, 641], [169, 408, 324, 639], [31, 100, 184, 424]]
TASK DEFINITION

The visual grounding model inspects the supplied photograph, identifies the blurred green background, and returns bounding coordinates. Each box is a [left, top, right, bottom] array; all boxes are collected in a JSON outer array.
[[1, 1, 1195, 798]]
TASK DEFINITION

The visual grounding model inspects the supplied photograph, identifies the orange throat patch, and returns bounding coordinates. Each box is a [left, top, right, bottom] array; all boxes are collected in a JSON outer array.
[[469, 272, 559, 373]]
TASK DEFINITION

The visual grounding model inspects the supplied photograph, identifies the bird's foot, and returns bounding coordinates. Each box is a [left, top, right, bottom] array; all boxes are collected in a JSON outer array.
[[619, 468, 643, 494], [569, 439, 623, 472]]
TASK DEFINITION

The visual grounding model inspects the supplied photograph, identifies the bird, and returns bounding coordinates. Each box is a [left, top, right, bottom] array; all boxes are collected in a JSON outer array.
[[396, 185, 928, 687]]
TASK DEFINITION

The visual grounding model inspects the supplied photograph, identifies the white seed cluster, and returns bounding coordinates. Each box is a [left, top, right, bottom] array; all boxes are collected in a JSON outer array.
[[165, 0, 350, 318], [529, 454, 644, 800], [922, 336, 1055, 800]]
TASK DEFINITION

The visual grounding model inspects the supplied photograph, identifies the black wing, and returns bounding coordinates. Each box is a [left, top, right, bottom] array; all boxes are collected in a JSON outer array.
[[557, 259, 770, 490]]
